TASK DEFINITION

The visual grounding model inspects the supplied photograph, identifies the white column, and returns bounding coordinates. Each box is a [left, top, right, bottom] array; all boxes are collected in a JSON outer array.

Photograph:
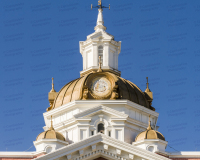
[[104, 42, 109, 66], [83, 52, 86, 70], [93, 43, 98, 66], [116, 49, 119, 70], [115, 52, 118, 69]]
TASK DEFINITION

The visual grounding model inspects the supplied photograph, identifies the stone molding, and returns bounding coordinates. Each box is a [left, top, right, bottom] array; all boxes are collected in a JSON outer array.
[[33, 133, 170, 160], [0, 151, 45, 158], [43, 100, 159, 130]]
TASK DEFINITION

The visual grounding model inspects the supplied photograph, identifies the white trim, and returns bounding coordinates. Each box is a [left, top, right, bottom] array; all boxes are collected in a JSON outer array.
[[47, 105, 153, 131], [33, 133, 170, 160], [43, 100, 159, 119], [33, 139, 68, 146], [0, 151, 45, 158], [168, 151, 200, 158], [133, 139, 168, 146]]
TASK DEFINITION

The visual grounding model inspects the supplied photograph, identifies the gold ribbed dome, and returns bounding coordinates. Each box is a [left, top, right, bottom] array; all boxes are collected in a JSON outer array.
[[49, 72, 154, 111], [36, 117, 65, 141], [135, 119, 165, 142]]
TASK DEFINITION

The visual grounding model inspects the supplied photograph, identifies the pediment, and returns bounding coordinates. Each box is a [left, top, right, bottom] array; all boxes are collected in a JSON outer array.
[[74, 105, 128, 119], [86, 30, 114, 41], [34, 134, 170, 160]]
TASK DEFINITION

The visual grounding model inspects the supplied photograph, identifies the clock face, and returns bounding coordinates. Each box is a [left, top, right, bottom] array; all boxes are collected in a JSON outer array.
[[90, 77, 111, 98]]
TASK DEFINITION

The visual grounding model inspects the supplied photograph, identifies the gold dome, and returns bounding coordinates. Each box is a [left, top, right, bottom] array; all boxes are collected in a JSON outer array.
[[36, 117, 65, 141], [135, 119, 165, 142], [48, 71, 154, 111]]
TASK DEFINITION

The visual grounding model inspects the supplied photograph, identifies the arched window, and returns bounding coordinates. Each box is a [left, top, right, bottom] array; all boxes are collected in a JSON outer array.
[[98, 46, 103, 65], [45, 146, 52, 153], [98, 123, 104, 134], [147, 146, 154, 152]]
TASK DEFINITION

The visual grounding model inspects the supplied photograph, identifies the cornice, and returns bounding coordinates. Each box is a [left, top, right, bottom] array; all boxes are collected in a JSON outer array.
[[51, 105, 151, 131], [53, 118, 77, 131], [43, 100, 159, 130], [126, 117, 148, 129], [74, 105, 128, 119], [44, 99, 158, 119], [168, 151, 200, 158], [33, 138, 68, 146], [0, 151, 45, 158], [132, 139, 168, 146], [33, 134, 170, 160]]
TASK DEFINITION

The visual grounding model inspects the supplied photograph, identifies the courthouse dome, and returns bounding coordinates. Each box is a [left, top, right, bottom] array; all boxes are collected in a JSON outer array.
[[51, 71, 153, 110], [135, 120, 165, 142], [36, 118, 65, 141]]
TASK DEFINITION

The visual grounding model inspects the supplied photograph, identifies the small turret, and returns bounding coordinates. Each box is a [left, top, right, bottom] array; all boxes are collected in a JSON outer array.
[[34, 116, 68, 153], [133, 116, 168, 153]]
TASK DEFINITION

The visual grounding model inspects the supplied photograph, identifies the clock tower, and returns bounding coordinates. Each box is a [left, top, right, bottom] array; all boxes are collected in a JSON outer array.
[[79, 7, 121, 77]]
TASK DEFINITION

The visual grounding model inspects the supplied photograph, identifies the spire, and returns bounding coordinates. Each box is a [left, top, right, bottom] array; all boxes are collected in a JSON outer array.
[[147, 115, 153, 130], [94, 8, 107, 31], [49, 115, 54, 130], [50, 77, 56, 92], [145, 77, 150, 92], [91, 0, 110, 32]]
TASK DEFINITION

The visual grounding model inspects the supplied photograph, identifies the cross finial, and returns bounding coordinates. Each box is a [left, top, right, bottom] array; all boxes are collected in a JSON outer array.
[[91, 0, 110, 10], [50, 77, 56, 92], [97, 56, 102, 72]]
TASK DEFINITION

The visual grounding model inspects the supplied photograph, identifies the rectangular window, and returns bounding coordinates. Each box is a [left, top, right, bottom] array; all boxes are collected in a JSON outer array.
[[91, 131, 94, 136], [108, 131, 111, 137], [98, 46, 103, 66]]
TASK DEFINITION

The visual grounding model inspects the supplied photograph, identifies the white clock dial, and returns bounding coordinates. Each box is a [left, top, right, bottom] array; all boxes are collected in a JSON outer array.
[[94, 79, 108, 93], [90, 77, 111, 97]]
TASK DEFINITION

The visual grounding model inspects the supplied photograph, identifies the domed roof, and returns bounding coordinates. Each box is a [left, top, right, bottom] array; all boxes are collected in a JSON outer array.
[[36, 118, 65, 141], [50, 71, 154, 111], [135, 120, 165, 142]]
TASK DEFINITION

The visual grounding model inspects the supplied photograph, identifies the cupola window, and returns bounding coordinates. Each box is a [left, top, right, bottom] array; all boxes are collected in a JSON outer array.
[[98, 46, 103, 65], [98, 123, 104, 134]]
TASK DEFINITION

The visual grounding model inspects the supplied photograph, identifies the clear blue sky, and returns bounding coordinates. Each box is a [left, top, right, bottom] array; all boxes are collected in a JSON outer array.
[[0, 0, 200, 152]]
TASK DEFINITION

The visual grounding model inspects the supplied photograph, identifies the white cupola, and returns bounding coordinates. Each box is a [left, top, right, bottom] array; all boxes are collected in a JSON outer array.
[[79, 8, 121, 77]]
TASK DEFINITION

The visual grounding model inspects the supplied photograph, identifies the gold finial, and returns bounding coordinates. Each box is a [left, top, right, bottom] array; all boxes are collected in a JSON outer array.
[[97, 56, 102, 72], [49, 115, 54, 130], [98, 0, 101, 6], [146, 77, 149, 89], [145, 77, 151, 92], [147, 115, 153, 130], [50, 77, 56, 92]]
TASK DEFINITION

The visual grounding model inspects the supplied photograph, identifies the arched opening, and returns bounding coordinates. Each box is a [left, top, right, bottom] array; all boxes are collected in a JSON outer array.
[[98, 46, 103, 65], [147, 146, 154, 152], [45, 146, 52, 153], [98, 123, 105, 134]]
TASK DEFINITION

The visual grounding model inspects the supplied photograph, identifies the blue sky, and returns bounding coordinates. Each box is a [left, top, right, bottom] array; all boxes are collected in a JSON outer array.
[[0, 0, 200, 152]]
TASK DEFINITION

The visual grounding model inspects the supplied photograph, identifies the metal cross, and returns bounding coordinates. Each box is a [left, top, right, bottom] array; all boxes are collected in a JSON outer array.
[[91, 0, 110, 10]]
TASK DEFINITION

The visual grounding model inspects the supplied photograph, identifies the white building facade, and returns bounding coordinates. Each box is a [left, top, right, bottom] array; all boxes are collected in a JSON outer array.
[[0, 2, 200, 160]]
